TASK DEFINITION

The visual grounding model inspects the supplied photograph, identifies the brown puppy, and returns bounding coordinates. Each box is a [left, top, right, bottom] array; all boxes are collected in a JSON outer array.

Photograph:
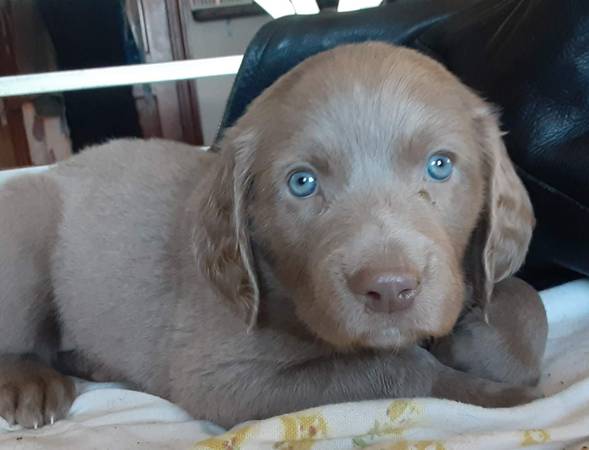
[[0, 43, 546, 429]]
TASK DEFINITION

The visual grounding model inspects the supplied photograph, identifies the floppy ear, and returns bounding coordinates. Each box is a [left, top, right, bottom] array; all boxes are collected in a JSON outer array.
[[195, 129, 260, 328], [475, 107, 535, 307]]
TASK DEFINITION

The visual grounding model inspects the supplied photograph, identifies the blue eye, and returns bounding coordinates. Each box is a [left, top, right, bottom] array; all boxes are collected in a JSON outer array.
[[288, 170, 318, 198], [427, 153, 453, 181]]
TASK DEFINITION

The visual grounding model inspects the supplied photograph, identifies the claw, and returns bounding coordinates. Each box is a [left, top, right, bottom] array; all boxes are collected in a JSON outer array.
[[50, 416, 55, 425]]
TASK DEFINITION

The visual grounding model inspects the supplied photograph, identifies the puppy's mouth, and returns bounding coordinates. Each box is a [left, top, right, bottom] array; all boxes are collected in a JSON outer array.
[[332, 287, 428, 351], [357, 327, 406, 351], [352, 309, 430, 350], [306, 247, 460, 351]]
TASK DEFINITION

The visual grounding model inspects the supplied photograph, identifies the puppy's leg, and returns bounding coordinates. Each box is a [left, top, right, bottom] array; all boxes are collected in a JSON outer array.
[[0, 176, 75, 428], [178, 334, 541, 427], [431, 277, 548, 386]]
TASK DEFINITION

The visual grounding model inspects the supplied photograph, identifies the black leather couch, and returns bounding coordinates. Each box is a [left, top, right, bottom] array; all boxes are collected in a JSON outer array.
[[217, 0, 589, 289]]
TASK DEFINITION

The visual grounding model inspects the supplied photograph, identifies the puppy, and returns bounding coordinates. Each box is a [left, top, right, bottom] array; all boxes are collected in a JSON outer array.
[[0, 42, 546, 429]]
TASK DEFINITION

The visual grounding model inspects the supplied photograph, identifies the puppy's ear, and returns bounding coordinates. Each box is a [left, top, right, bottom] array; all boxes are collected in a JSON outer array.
[[474, 106, 535, 307], [196, 128, 260, 328]]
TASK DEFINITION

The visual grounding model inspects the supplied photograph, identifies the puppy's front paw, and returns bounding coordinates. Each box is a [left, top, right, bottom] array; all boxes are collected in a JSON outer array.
[[492, 385, 544, 408], [434, 366, 544, 409], [0, 359, 75, 428], [468, 382, 544, 409]]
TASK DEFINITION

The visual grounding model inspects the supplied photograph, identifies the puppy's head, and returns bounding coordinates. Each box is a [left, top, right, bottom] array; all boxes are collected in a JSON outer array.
[[200, 43, 534, 351]]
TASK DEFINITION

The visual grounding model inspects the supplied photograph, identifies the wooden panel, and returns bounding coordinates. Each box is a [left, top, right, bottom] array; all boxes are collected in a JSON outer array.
[[0, 107, 18, 168], [166, 0, 204, 146], [126, 0, 204, 145], [4, 98, 32, 167], [0, 3, 32, 168]]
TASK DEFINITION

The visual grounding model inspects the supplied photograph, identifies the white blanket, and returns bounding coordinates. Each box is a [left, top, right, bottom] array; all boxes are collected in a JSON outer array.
[[0, 279, 587, 450]]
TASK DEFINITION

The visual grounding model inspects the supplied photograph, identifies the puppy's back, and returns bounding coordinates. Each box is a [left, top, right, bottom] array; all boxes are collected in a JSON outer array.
[[48, 139, 209, 387]]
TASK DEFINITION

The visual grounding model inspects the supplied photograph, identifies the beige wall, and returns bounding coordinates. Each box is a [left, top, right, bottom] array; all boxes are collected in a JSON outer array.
[[183, 13, 271, 144]]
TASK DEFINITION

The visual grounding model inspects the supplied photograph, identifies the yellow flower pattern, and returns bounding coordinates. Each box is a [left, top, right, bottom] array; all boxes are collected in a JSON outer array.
[[196, 424, 254, 450], [274, 413, 328, 450], [193, 398, 560, 450], [379, 441, 446, 450], [352, 401, 424, 448], [522, 429, 551, 446], [386, 400, 423, 425]]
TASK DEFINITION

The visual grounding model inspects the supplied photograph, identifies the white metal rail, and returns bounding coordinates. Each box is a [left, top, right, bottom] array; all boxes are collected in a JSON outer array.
[[0, 55, 243, 98]]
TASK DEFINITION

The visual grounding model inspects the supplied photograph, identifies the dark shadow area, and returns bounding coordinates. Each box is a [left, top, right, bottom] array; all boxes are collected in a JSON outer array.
[[37, 0, 142, 152]]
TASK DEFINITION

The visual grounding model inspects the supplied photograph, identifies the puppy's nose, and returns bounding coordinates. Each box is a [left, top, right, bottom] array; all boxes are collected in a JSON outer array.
[[348, 269, 419, 313]]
